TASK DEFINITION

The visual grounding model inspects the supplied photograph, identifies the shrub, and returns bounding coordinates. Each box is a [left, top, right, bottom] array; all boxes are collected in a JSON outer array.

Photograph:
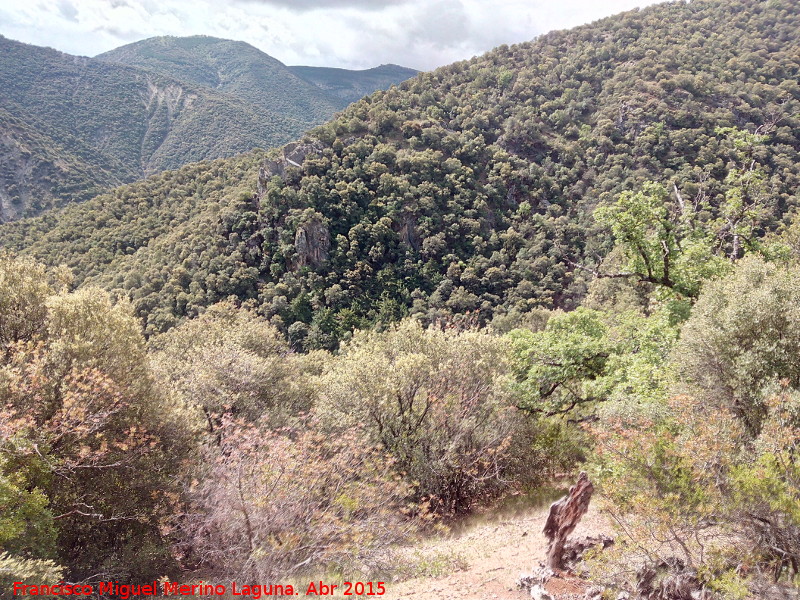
[[181, 417, 411, 582], [148, 301, 316, 430], [0, 255, 192, 581], [590, 390, 800, 593], [0, 553, 63, 600], [674, 257, 800, 435], [316, 319, 538, 515]]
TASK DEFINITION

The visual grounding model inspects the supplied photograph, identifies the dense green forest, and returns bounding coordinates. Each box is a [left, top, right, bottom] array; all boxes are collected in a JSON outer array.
[[3, 0, 800, 597], [0, 35, 415, 222]]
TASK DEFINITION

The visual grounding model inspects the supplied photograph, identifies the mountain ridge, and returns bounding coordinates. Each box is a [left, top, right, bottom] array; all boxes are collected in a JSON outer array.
[[287, 63, 419, 106], [95, 35, 344, 121]]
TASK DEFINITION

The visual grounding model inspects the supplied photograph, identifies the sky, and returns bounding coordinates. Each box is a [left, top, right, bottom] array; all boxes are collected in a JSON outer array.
[[0, 0, 667, 71]]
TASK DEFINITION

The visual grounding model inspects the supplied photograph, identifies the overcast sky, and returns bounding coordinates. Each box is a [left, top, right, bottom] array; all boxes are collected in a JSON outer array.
[[0, 0, 667, 71]]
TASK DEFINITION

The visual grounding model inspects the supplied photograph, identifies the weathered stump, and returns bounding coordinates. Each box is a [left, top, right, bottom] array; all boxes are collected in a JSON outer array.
[[543, 471, 594, 570]]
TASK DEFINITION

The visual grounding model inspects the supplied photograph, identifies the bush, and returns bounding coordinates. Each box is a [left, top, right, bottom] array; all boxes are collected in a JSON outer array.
[[317, 319, 538, 515], [148, 301, 317, 430], [590, 389, 800, 594], [181, 417, 411, 582], [0, 553, 63, 600], [674, 257, 800, 435], [0, 254, 192, 581]]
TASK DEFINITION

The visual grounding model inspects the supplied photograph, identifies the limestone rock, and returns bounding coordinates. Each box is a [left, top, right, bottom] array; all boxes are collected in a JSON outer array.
[[293, 216, 330, 269], [258, 139, 325, 194]]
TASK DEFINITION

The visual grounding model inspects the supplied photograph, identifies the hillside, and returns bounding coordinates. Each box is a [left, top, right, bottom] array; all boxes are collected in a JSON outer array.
[[2, 0, 799, 343], [288, 64, 419, 107], [0, 35, 416, 222], [95, 35, 343, 122], [0, 107, 121, 222]]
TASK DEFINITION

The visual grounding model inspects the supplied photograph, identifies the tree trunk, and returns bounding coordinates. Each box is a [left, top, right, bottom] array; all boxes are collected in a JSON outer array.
[[543, 472, 594, 570]]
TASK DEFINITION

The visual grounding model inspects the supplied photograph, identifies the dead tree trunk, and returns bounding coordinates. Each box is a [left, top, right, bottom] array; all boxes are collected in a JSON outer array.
[[543, 472, 594, 570]]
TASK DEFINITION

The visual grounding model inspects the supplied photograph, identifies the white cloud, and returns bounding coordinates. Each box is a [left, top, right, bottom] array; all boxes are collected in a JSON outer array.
[[235, 0, 413, 11], [0, 0, 667, 69]]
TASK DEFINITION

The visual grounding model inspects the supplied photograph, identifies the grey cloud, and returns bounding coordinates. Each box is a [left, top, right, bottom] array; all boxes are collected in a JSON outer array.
[[404, 0, 471, 49], [235, 0, 412, 12], [56, 0, 78, 22], [326, 0, 509, 70], [91, 24, 147, 42]]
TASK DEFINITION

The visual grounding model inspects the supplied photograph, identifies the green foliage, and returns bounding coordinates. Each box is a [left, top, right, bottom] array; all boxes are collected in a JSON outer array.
[[594, 181, 730, 298], [715, 126, 773, 259], [509, 308, 612, 414], [509, 307, 679, 417], [148, 300, 316, 428], [590, 258, 800, 593], [317, 319, 541, 515], [0, 553, 64, 600], [4, 2, 800, 591], [0, 153, 266, 336], [674, 256, 800, 435], [0, 460, 56, 559], [0, 252, 51, 344], [594, 126, 776, 298]]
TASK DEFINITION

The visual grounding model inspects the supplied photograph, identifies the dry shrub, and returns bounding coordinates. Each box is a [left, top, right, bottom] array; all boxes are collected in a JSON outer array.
[[317, 319, 539, 516], [590, 391, 800, 596], [183, 416, 412, 582]]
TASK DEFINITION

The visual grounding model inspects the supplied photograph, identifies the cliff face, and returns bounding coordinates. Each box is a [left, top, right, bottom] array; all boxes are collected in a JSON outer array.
[[294, 217, 331, 269]]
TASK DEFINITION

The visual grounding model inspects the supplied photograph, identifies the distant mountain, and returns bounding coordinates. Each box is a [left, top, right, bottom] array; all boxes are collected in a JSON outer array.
[[95, 36, 342, 123], [287, 64, 419, 107], [0, 35, 417, 222]]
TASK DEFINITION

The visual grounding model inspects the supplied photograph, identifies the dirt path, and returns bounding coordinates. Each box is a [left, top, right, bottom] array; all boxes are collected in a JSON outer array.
[[385, 502, 610, 600]]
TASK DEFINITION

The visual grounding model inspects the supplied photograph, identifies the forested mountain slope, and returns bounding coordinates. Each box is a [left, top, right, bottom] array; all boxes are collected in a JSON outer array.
[[287, 64, 420, 107], [0, 36, 308, 220], [0, 35, 416, 222], [2, 0, 798, 344], [96, 36, 343, 122]]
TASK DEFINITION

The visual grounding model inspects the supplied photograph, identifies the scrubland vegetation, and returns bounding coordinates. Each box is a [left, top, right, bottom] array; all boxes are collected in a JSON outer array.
[[5, 238, 800, 596]]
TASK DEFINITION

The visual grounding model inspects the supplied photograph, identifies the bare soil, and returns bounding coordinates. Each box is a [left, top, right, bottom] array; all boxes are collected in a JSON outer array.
[[385, 499, 610, 600]]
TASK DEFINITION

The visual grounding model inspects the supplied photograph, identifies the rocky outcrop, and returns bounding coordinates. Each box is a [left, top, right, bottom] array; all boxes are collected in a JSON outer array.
[[397, 215, 421, 251], [293, 216, 330, 269], [636, 558, 710, 600], [258, 139, 325, 195]]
